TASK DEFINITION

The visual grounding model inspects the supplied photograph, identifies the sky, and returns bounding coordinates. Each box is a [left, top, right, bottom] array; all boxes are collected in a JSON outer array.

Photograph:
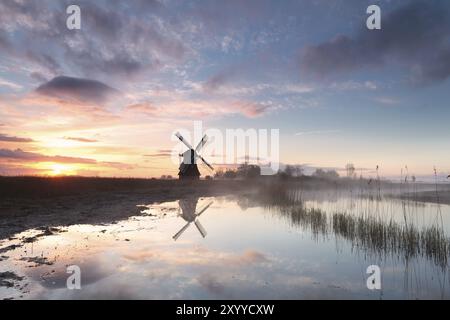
[[0, 0, 449, 180]]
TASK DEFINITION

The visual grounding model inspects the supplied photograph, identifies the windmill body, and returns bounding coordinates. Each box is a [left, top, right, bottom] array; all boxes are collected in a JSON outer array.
[[175, 132, 213, 180], [179, 149, 200, 179]]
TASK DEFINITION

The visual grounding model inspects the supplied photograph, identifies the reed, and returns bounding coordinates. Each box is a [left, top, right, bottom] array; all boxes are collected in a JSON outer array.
[[255, 183, 450, 269]]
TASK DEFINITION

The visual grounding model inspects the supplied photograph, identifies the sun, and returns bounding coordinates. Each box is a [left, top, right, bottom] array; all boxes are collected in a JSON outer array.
[[51, 164, 69, 176]]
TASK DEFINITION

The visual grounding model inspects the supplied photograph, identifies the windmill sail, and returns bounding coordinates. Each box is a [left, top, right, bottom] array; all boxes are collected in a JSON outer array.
[[173, 222, 191, 240], [175, 132, 193, 150], [194, 220, 207, 238], [196, 202, 213, 216], [195, 134, 208, 152], [198, 155, 214, 171]]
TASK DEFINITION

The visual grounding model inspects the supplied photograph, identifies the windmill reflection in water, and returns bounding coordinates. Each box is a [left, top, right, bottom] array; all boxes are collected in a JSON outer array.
[[173, 197, 213, 241]]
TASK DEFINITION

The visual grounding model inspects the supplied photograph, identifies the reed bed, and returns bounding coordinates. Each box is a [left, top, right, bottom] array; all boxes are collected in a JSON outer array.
[[332, 212, 449, 269], [256, 182, 450, 270]]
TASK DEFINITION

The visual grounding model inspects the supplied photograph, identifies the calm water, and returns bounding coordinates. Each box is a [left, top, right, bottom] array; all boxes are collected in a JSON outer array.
[[1, 193, 449, 299]]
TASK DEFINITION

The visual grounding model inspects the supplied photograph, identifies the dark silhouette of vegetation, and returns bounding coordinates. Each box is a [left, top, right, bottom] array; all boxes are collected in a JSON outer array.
[[237, 163, 261, 179], [250, 183, 450, 270], [345, 163, 356, 178], [215, 163, 261, 180], [223, 170, 237, 179], [312, 168, 339, 180]]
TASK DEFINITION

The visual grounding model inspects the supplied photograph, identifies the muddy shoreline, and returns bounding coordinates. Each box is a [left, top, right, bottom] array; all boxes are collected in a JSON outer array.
[[0, 179, 252, 240]]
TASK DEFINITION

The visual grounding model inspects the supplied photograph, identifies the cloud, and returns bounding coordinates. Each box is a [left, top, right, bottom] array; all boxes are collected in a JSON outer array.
[[238, 250, 269, 264], [144, 150, 173, 158], [189, 0, 272, 35], [221, 35, 242, 53], [202, 81, 315, 97], [125, 102, 158, 116], [197, 274, 226, 295], [0, 1, 186, 80], [100, 161, 135, 170], [63, 136, 99, 143], [67, 50, 146, 80], [0, 77, 23, 90], [203, 68, 239, 92], [81, 3, 125, 41], [375, 97, 400, 106], [231, 101, 273, 118], [0, 133, 34, 143], [125, 99, 274, 119], [295, 130, 341, 136], [0, 30, 10, 50], [19, 93, 121, 126], [202, 54, 283, 95], [330, 81, 377, 91], [36, 76, 118, 105], [300, 1, 450, 85], [0, 148, 134, 170], [29, 72, 48, 83], [0, 163, 48, 176], [123, 246, 269, 267], [0, 148, 96, 164]]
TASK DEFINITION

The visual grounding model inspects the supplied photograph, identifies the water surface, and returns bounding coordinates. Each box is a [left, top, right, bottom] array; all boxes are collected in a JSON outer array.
[[1, 193, 449, 299]]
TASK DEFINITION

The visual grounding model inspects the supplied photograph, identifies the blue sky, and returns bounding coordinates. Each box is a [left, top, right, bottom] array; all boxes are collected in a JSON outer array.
[[0, 0, 449, 179]]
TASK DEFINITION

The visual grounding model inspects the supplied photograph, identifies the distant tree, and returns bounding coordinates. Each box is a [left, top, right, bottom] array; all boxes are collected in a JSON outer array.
[[313, 169, 339, 180], [160, 175, 167, 180], [277, 170, 289, 180], [237, 163, 261, 179], [312, 169, 325, 178], [223, 170, 237, 179], [279, 165, 304, 178], [294, 166, 304, 177], [326, 170, 339, 179], [214, 170, 224, 179], [205, 175, 212, 180], [284, 165, 294, 177], [345, 163, 356, 179]]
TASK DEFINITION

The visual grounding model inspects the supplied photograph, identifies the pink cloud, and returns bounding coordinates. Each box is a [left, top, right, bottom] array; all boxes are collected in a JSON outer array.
[[231, 101, 272, 118], [0, 148, 134, 171], [125, 102, 158, 115], [125, 99, 274, 119]]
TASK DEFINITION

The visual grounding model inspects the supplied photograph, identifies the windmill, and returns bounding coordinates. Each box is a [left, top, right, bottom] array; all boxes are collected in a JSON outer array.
[[173, 198, 213, 241], [175, 132, 214, 180]]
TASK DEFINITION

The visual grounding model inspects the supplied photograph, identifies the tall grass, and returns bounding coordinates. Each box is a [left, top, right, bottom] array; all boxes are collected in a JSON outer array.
[[256, 182, 450, 270], [332, 212, 449, 269]]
